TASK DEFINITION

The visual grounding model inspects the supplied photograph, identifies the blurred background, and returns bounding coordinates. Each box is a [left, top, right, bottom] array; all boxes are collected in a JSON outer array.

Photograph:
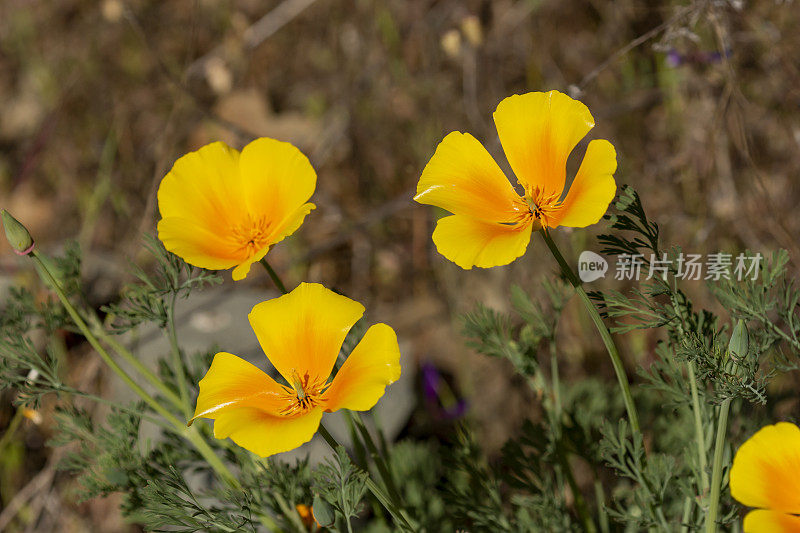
[[2, 0, 800, 530]]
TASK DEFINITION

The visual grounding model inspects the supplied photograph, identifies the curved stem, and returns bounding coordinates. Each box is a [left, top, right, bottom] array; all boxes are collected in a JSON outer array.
[[317, 424, 415, 531], [30, 251, 238, 487], [705, 398, 731, 533], [539, 230, 640, 434], [166, 294, 192, 420], [350, 412, 402, 504], [259, 258, 288, 294], [86, 313, 184, 410], [62, 387, 174, 431]]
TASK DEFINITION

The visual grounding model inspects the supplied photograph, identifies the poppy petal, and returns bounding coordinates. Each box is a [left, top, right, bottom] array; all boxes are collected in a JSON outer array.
[[743, 510, 800, 533], [431, 215, 533, 269], [248, 283, 365, 386], [228, 201, 315, 281], [548, 139, 617, 228], [239, 137, 316, 242], [322, 323, 401, 412], [270, 202, 317, 247], [414, 131, 526, 223], [191, 352, 289, 422], [158, 141, 244, 225], [157, 217, 241, 271], [730, 422, 800, 514], [493, 91, 594, 197], [213, 407, 323, 458]]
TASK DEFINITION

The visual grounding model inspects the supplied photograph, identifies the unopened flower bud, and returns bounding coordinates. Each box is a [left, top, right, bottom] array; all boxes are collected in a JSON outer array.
[[311, 494, 336, 527], [1, 209, 34, 255], [728, 319, 749, 359]]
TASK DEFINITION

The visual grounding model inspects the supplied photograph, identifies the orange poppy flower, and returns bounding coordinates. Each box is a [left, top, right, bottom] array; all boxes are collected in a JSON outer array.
[[414, 90, 617, 269], [730, 422, 800, 532], [190, 283, 401, 457], [157, 138, 316, 281]]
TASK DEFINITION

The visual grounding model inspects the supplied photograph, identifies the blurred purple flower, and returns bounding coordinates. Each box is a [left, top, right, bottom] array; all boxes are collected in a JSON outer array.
[[421, 362, 468, 420], [665, 47, 731, 67]]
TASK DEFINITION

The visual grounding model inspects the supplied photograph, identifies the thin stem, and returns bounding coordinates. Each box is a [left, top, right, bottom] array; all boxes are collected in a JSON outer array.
[[0, 408, 25, 456], [32, 252, 184, 427], [271, 490, 308, 533], [350, 412, 402, 504], [549, 340, 562, 426], [166, 294, 192, 420], [259, 258, 288, 294], [539, 230, 640, 434], [317, 424, 415, 531], [558, 448, 596, 533], [705, 398, 731, 533], [668, 287, 710, 503], [687, 362, 709, 493], [30, 251, 238, 487], [594, 480, 610, 533], [86, 313, 184, 410], [680, 495, 692, 533], [63, 387, 174, 431]]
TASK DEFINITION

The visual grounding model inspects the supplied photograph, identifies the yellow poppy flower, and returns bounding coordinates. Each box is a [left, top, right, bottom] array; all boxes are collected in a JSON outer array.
[[730, 422, 800, 532], [157, 138, 316, 281], [414, 90, 617, 269], [189, 282, 402, 457]]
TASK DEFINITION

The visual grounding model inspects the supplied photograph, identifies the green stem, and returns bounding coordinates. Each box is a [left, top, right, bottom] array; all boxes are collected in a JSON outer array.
[[705, 398, 731, 533], [540, 230, 640, 434], [548, 340, 595, 531], [259, 258, 289, 294], [594, 480, 610, 533], [688, 362, 709, 493], [0, 408, 25, 456], [166, 295, 192, 420], [558, 448, 596, 533], [350, 412, 402, 504], [549, 340, 562, 427], [63, 387, 174, 431], [668, 288, 710, 504], [86, 313, 184, 411], [30, 251, 238, 487], [317, 424, 415, 531], [680, 495, 692, 533], [271, 490, 308, 533]]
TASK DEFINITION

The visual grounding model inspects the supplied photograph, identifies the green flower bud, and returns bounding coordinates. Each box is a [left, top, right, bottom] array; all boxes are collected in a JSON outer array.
[[728, 319, 749, 359], [311, 494, 336, 527], [1, 209, 34, 255]]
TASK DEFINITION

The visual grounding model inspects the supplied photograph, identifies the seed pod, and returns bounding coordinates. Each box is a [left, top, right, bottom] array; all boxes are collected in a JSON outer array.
[[1, 209, 34, 255]]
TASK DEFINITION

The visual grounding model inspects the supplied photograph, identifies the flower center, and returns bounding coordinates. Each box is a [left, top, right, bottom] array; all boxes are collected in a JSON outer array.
[[231, 214, 273, 257], [522, 187, 561, 228], [279, 369, 329, 416]]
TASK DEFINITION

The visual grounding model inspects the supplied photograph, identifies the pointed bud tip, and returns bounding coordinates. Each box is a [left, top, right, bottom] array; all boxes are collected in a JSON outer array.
[[1, 209, 34, 255], [728, 319, 749, 358]]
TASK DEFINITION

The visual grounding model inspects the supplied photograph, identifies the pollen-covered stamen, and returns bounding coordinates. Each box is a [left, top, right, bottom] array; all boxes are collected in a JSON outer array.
[[280, 369, 330, 416], [231, 214, 273, 256], [523, 187, 562, 227]]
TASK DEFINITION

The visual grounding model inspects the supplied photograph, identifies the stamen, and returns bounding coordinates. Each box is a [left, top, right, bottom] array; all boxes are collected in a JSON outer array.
[[279, 370, 331, 416], [231, 214, 272, 256]]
